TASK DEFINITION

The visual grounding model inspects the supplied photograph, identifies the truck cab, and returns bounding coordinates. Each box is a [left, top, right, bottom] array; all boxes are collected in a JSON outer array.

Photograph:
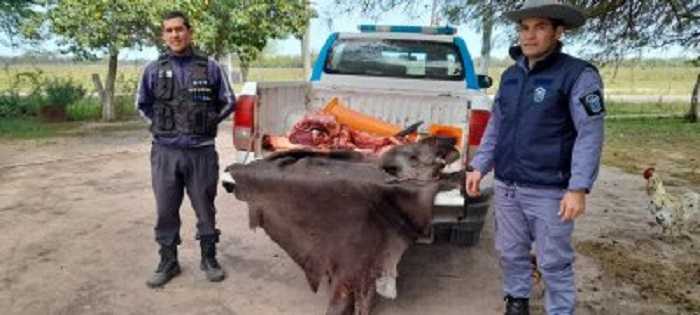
[[229, 25, 494, 246]]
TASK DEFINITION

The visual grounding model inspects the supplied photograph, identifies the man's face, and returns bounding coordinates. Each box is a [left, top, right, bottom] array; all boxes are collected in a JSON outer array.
[[162, 17, 192, 55], [518, 17, 563, 60]]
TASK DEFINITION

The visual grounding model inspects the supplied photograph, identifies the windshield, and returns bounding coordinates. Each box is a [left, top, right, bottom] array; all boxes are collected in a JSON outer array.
[[324, 38, 464, 81]]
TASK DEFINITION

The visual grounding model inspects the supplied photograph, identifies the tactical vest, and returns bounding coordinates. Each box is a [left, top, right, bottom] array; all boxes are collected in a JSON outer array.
[[494, 48, 596, 188], [151, 52, 218, 137]]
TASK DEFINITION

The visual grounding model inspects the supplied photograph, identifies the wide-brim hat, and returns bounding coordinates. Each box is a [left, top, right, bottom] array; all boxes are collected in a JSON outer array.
[[505, 0, 586, 29]]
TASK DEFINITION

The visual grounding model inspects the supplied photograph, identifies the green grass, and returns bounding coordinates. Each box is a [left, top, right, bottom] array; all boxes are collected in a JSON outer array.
[[67, 98, 102, 121], [246, 67, 304, 82], [0, 116, 144, 139], [3, 63, 696, 97], [606, 101, 688, 116], [484, 66, 698, 96], [603, 117, 700, 185], [0, 64, 304, 93], [0, 117, 81, 139], [0, 64, 143, 93]]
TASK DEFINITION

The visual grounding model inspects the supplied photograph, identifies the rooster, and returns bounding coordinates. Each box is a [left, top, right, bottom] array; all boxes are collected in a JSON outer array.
[[643, 168, 700, 237]]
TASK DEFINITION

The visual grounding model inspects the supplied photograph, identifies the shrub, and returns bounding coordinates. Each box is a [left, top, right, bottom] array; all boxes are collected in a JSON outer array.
[[0, 92, 43, 118], [67, 97, 101, 121], [115, 94, 137, 119], [44, 77, 86, 108]]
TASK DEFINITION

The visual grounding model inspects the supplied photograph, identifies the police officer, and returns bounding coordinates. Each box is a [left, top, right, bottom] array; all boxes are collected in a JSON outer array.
[[466, 1, 605, 314], [137, 11, 235, 288]]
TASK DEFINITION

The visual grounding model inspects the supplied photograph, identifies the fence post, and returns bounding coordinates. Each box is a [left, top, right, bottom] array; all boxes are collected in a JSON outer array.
[[91, 73, 107, 107], [689, 73, 700, 123]]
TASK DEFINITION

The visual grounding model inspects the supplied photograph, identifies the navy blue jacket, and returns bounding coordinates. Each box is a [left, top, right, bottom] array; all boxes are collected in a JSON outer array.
[[471, 43, 605, 191], [137, 48, 235, 148]]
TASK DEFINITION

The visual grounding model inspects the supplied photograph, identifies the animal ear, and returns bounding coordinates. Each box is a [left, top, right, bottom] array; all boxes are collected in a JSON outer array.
[[435, 135, 457, 147], [443, 149, 460, 164], [418, 136, 437, 145]]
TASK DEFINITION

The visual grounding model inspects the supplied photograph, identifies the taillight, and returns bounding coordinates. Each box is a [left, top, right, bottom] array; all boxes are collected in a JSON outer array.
[[468, 110, 491, 146], [233, 94, 256, 151], [466, 109, 491, 164]]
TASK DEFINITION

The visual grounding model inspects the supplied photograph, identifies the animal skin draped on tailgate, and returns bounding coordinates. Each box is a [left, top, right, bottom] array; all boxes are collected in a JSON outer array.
[[225, 137, 462, 315]]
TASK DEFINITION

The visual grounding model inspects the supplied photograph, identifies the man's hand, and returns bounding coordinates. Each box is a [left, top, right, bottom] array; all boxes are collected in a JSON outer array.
[[559, 190, 586, 221], [465, 170, 483, 197]]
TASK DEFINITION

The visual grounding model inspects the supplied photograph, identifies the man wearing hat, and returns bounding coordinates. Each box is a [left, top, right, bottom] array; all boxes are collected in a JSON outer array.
[[466, 0, 605, 314]]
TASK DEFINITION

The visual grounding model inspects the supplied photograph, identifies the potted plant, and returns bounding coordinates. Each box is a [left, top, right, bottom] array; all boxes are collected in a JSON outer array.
[[39, 77, 86, 122]]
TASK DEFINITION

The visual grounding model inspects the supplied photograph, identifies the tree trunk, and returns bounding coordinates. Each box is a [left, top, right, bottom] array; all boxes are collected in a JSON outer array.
[[102, 51, 118, 121], [479, 0, 494, 77], [226, 53, 234, 84], [688, 73, 700, 123], [241, 62, 250, 82], [302, 31, 312, 80], [302, 1, 312, 80]]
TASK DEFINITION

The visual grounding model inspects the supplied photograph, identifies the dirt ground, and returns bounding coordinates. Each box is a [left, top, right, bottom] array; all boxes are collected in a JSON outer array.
[[0, 121, 698, 315]]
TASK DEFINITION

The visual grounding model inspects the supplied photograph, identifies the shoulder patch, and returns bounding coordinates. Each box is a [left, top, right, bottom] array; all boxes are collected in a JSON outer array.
[[580, 90, 605, 116]]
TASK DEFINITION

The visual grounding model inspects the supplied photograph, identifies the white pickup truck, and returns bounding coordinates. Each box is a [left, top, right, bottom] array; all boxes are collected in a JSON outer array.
[[227, 25, 494, 246]]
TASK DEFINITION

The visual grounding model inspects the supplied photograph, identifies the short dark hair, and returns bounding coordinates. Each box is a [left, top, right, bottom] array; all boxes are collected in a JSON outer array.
[[163, 10, 191, 29], [550, 19, 565, 29]]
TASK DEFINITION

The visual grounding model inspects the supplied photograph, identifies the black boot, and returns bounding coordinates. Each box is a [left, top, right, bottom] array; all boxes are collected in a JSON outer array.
[[146, 245, 181, 288], [504, 295, 530, 315], [200, 236, 225, 282]]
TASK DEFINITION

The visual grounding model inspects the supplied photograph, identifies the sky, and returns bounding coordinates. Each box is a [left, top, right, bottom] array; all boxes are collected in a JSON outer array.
[[0, 0, 693, 61]]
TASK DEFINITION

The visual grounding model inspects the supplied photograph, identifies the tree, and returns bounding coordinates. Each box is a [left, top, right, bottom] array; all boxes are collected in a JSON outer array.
[[330, 0, 700, 119], [28, 0, 155, 121], [152, 0, 312, 81], [327, 0, 516, 76], [0, 0, 38, 45]]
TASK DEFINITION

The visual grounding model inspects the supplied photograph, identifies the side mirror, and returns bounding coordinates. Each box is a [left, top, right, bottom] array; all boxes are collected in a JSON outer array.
[[477, 75, 493, 89]]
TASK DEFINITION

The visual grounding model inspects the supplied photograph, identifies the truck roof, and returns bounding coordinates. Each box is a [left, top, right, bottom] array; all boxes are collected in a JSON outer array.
[[337, 32, 455, 43]]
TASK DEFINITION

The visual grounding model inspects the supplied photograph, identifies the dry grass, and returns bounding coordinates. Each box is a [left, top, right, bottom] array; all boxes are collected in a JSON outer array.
[[1, 63, 696, 96], [603, 117, 700, 185], [485, 66, 698, 96]]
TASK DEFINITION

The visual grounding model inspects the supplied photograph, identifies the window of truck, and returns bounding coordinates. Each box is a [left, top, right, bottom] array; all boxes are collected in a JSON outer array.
[[324, 38, 465, 81]]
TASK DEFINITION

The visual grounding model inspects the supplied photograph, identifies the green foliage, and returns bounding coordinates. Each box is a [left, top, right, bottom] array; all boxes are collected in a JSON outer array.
[[10, 68, 43, 92], [115, 71, 138, 95], [44, 0, 154, 58], [0, 117, 61, 138], [0, 0, 38, 44], [65, 94, 138, 121], [0, 92, 41, 118], [115, 95, 137, 119], [152, 0, 312, 63], [66, 97, 101, 121], [0, 67, 44, 118], [43, 77, 86, 108]]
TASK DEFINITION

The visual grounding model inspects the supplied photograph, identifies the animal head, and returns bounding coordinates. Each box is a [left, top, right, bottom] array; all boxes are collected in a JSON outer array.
[[379, 136, 460, 181], [643, 167, 663, 196]]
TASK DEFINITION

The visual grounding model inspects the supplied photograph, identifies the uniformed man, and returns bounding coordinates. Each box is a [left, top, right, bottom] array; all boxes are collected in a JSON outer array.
[[466, 1, 605, 314], [137, 11, 235, 288]]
